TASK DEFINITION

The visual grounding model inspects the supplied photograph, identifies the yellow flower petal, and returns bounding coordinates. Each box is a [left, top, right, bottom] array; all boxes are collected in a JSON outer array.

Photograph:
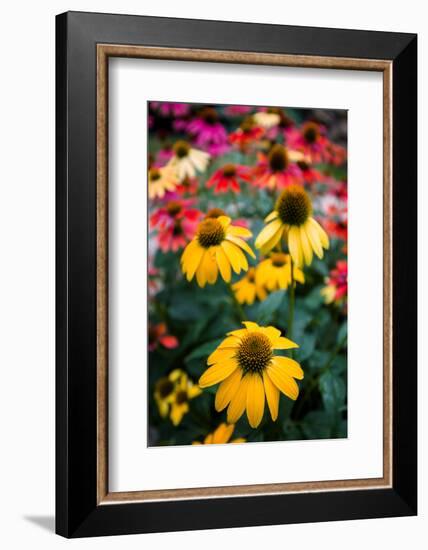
[[171, 403, 188, 425], [227, 374, 250, 424], [215, 368, 242, 411], [309, 217, 329, 249], [217, 215, 231, 227], [208, 348, 236, 365], [225, 234, 256, 259], [215, 245, 232, 283], [271, 355, 304, 380], [300, 224, 313, 265], [263, 370, 280, 421], [272, 336, 299, 350], [182, 241, 205, 281], [259, 225, 285, 256], [221, 240, 248, 273], [199, 358, 239, 388], [264, 211, 278, 223], [288, 226, 303, 267], [304, 219, 323, 259], [259, 326, 281, 343], [227, 328, 248, 339], [195, 251, 208, 287], [242, 321, 260, 331], [228, 226, 252, 238], [267, 362, 299, 400], [213, 423, 235, 444], [218, 336, 241, 349], [255, 219, 283, 249], [246, 373, 265, 428]]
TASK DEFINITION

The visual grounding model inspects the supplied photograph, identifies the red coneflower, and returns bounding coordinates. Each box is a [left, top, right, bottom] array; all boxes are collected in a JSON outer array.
[[206, 163, 251, 194], [286, 121, 330, 164], [150, 197, 201, 252], [229, 116, 265, 151], [252, 144, 304, 191]]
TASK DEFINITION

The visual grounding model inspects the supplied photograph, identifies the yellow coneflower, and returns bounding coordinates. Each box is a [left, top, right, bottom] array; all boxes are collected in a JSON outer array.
[[154, 368, 186, 418], [256, 253, 305, 291], [168, 140, 210, 181], [232, 267, 268, 305], [255, 185, 329, 266], [199, 321, 303, 428], [148, 165, 178, 199], [192, 423, 246, 445], [169, 371, 202, 426], [181, 215, 255, 288]]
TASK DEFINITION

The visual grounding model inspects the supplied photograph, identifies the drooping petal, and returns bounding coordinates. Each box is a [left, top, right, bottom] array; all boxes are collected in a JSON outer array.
[[304, 219, 323, 259], [255, 219, 283, 250], [227, 375, 250, 423], [195, 251, 208, 287], [215, 368, 242, 411], [215, 245, 232, 282], [264, 210, 279, 223], [199, 358, 239, 388], [300, 224, 313, 265], [266, 362, 299, 400], [271, 355, 304, 380], [182, 241, 205, 281], [288, 226, 303, 267], [309, 217, 329, 249], [259, 225, 285, 255], [221, 241, 248, 273], [213, 423, 235, 444], [246, 373, 265, 428], [263, 370, 280, 421], [225, 234, 256, 259]]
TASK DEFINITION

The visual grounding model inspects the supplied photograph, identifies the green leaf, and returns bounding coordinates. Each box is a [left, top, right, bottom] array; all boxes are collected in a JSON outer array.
[[337, 321, 348, 345], [295, 332, 316, 362], [301, 410, 332, 439], [256, 290, 285, 325], [319, 371, 346, 415], [184, 339, 223, 363]]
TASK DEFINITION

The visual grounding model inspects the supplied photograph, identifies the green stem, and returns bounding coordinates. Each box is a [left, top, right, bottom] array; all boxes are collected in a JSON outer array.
[[226, 282, 246, 323]]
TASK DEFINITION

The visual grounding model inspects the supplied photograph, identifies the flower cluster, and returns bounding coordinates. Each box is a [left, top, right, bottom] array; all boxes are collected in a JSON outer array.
[[148, 102, 348, 446]]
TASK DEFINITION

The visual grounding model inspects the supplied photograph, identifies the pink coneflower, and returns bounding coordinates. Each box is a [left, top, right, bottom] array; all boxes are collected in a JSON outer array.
[[324, 141, 347, 166], [252, 144, 304, 191], [321, 260, 348, 307], [206, 163, 251, 194], [186, 107, 229, 156], [286, 121, 333, 164], [149, 323, 179, 351], [296, 159, 325, 185], [223, 105, 253, 116], [150, 101, 190, 118], [150, 198, 201, 252], [229, 116, 265, 152]]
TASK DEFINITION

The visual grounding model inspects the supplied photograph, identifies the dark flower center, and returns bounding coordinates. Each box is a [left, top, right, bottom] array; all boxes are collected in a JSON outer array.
[[237, 333, 272, 374], [149, 168, 161, 181], [172, 221, 183, 236], [247, 268, 256, 283], [197, 218, 225, 248], [270, 253, 288, 268], [268, 144, 289, 172], [156, 378, 174, 398], [205, 207, 226, 219], [276, 185, 312, 226], [201, 107, 218, 125], [222, 163, 237, 178], [302, 122, 320, 144], [297, 160, 310, 171], [175, 390, 188, 404], [173, 140, 191, 158], [166, 200, 182, 216], [240, 116, 255, 133]]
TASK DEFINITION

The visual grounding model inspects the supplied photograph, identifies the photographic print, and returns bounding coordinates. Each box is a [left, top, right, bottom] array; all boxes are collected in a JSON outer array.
[[148, 101, 348, 447]]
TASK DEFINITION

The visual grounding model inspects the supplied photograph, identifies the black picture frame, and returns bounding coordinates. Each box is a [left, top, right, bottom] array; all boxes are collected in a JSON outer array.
[[56, 11, 417, 538]]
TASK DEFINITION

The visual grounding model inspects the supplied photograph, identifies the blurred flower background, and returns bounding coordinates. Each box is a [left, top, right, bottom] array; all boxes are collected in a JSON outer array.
[[148, 101, 348, 446]]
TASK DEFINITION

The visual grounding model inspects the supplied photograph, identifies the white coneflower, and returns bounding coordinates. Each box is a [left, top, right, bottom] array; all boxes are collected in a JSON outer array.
[[168, 140, 210, 181]]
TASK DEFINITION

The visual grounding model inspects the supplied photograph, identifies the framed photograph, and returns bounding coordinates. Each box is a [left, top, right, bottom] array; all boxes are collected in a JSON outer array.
[[56, 11, 417, 537]]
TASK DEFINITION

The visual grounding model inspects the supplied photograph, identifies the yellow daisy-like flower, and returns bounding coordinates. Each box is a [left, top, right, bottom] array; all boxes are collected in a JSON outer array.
[[256, 253, 305, 291], [192, 423, 246, 445], [168, 140, 210, 181], [154, 368, 185, 418], [181, 215, 255, 288], [148, 165, 178, 199], [255, 185, 329, 266], [199, 321, 304, 428], [169, 371, 202, 426], [232, 267, 268, 305]]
